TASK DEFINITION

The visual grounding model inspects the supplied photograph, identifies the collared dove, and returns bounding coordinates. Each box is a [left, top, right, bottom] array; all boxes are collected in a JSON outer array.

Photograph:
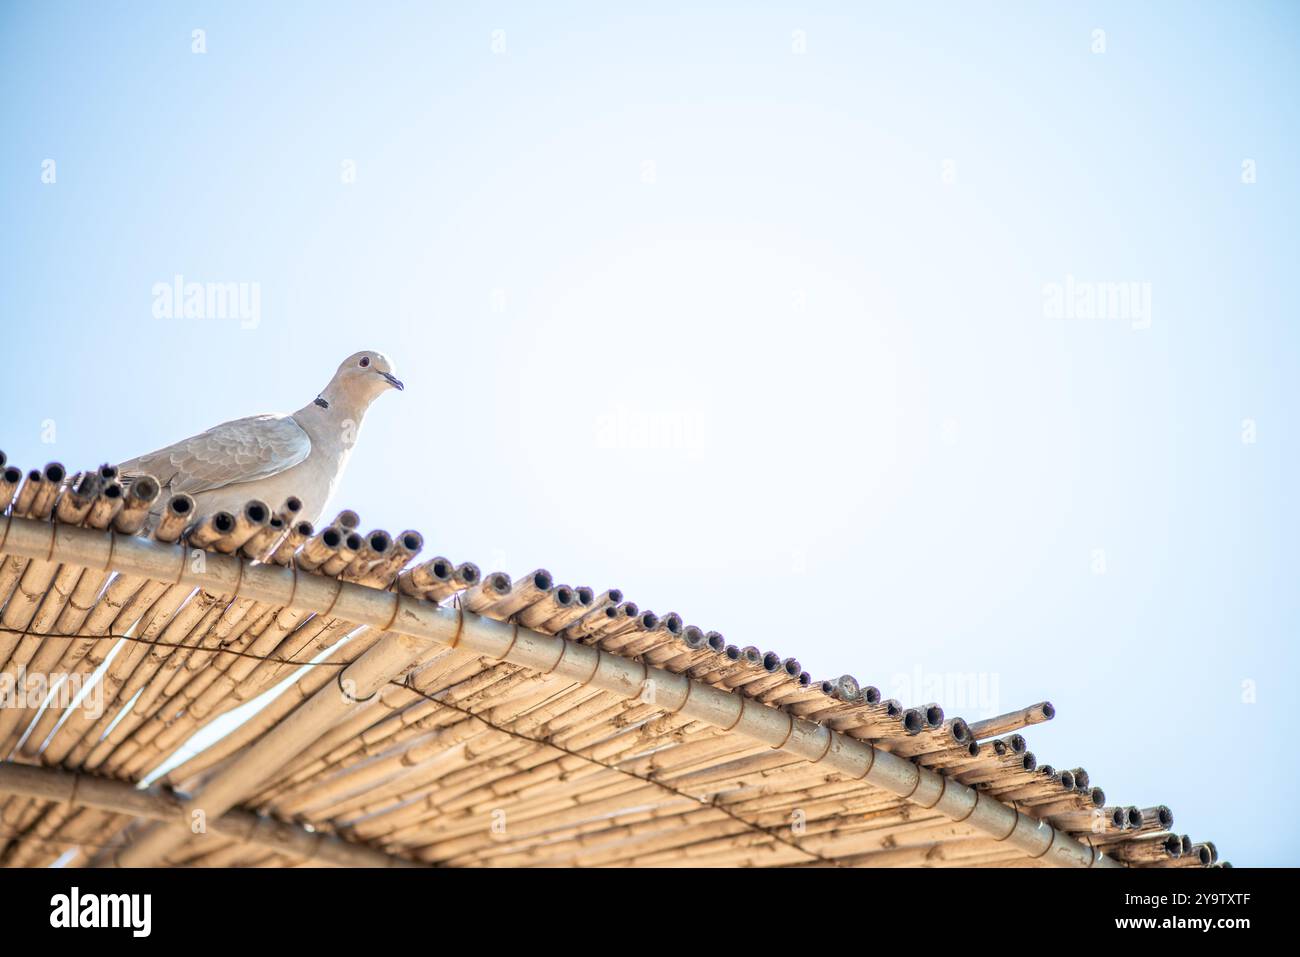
[[116, 350, 403, 525]]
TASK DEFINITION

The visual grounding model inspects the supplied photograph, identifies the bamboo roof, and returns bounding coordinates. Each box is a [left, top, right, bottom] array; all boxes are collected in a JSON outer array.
[[0, 457, 1224, 868]]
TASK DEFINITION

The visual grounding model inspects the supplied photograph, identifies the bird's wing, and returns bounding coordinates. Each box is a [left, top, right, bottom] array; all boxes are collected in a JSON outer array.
[[116, 413, 312, 496]]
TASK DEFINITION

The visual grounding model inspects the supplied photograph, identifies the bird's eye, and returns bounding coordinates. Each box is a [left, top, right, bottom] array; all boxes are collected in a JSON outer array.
[[359, 357, 370, 368]]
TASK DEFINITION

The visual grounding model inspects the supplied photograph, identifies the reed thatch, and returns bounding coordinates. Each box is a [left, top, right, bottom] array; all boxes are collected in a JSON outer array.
[[0, 452, 1226, 868]]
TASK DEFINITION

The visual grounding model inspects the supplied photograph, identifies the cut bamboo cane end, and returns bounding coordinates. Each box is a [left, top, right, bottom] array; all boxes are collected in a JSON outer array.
[[87, 480, 125, 530], [31, 462, 67, 518], [0, 465, 23, 511], [187, 510, 238, 549], [13, 468, 43, 515], [270, 520, 313, 565], [114, 473, 161, 535], [154, 494, 196, 543], [331, 509, 360, 531], [394, 530, 423, 554]]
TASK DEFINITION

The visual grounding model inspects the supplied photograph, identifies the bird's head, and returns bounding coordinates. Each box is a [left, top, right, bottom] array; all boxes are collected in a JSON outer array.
[[318, 350, 404, 408]]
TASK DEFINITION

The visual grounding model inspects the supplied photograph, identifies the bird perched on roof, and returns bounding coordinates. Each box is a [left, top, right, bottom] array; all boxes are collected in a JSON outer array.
[[116, 350, 403, 526]]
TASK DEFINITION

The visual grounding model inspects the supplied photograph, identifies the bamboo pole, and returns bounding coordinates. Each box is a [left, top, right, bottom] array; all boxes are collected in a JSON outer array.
[[0, 762, 421, 867], [17, 530, 167, 755], [130, 524, 420, 771], [110, 625, 431, 865], [1, 497, 1194, 868], [0, 516, 1120, 869], [967, 702, 1056, 739]]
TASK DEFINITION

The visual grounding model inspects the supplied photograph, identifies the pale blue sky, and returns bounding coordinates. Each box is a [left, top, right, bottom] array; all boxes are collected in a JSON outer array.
[[2, 2, 1297, 865]]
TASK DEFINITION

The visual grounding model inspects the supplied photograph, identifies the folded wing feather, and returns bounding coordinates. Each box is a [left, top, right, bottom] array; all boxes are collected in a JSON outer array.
[[116, 414, 312, 496]]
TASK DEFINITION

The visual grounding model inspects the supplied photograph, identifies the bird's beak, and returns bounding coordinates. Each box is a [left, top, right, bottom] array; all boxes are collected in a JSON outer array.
[[379, 371, 404, 391]]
